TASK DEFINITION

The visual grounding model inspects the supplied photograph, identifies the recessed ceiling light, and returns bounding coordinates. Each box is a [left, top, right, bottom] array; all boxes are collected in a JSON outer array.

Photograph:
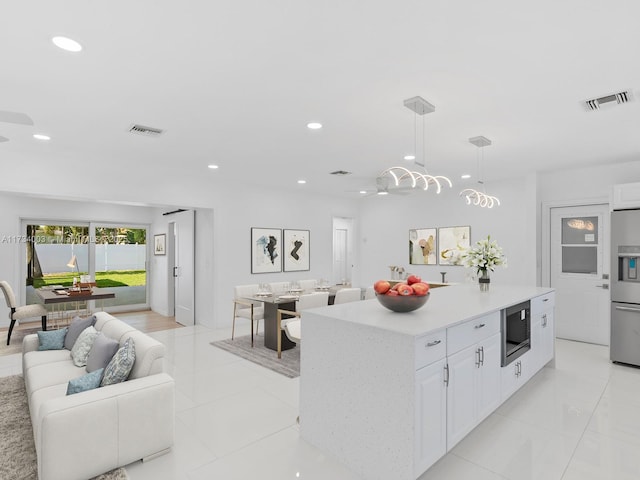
[[461, 174, 471, 179], [307, 122, 322, 130], [359, 190, 367, 194], [297, 180, 306, 184], [377, 191, 389, 196], [52, 36, 82, 52], [404, 155, 415, 161], [207, 164, 219, 169], [33, 134, 50, 141]]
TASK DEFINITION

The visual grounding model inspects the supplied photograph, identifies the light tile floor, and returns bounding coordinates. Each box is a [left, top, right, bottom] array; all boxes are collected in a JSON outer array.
[[3, 327, 640, 480]]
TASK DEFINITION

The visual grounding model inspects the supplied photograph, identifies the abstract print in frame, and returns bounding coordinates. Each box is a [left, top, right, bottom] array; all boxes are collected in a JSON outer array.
[[283, 229, 310, 272], [251, 228, 282, 273], [438, 226, 471, 265], [409, 228, 437, 265]]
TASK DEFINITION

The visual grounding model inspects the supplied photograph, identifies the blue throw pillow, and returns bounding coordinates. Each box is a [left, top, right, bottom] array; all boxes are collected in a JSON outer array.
[[37, 328, 68, 351], [66, 368, 104, 395]]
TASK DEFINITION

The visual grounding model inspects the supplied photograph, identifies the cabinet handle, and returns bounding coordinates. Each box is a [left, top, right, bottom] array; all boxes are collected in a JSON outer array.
[[543, 298, 549, 302], [480, 346, 485, 366], [444, 364, 449, 386], [615, 305, 640, 313], [474, 323, 486, 329], [475, 349, 481, 368], [542, 313, 547, 327], [426, 340, 441, 347]]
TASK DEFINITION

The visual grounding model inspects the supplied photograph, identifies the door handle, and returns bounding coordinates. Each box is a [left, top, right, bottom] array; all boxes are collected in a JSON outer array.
[[595, 284, 609, 289], [444, 364, 449, 386], [475, 349, 481, 368], [480, 346, 484, 366], [542, 313, 547, 327], [173, 266, 179, 277], [615, 305, 640, 313]]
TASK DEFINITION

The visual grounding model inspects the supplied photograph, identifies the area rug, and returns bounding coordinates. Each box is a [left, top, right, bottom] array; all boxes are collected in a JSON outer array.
[[0, 326, 41, 357], [211, 335, 300, 378], [0, 375, 129, 480]]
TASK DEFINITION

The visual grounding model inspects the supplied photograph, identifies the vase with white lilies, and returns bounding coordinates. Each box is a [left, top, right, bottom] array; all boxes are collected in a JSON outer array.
[[462, 236, 507, 291]]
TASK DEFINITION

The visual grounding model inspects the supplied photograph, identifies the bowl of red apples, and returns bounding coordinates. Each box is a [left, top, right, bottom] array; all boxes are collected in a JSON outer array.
[[373, 275, 430, 313]]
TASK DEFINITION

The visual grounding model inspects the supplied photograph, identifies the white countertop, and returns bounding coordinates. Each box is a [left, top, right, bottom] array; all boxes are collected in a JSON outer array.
[[309, 283, 553, 337]]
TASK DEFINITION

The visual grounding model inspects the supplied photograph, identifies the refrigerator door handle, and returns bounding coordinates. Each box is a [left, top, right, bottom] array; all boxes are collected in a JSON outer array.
[[615, 305, 640, 313]]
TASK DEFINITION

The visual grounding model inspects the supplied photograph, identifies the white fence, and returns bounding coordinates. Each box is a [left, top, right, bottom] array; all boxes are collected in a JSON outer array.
[[35, 244, 146, 273]]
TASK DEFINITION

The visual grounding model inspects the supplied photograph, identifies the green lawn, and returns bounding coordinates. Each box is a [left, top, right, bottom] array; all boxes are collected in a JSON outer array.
[[32, 270, 146, 288]]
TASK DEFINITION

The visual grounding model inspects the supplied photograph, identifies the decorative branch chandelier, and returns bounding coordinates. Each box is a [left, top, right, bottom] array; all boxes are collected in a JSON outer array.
[[459, 136, 500, 208], [379, 96, 452, 194]]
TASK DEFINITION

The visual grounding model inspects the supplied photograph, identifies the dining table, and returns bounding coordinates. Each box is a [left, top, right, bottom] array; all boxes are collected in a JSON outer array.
[[35, 287, 116, 327]]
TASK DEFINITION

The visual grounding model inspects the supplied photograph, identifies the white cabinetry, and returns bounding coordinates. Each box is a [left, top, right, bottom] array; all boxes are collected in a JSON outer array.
[[531, 292, 556, 372], [414, 358, 447, 475], [446, 312, 501, 449], [501, 354, 532, 401]]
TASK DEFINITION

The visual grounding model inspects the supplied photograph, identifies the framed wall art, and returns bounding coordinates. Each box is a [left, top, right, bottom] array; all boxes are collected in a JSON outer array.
[[154, 234, 166, 256], [251, 228, 282, 273], [409, 228, 437, 265], [438, 226, 471, 265], [283, 229, 310, 272]]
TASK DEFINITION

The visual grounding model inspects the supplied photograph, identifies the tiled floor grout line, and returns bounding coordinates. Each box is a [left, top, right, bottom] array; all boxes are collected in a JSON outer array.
[[557, 376, 611, 480]]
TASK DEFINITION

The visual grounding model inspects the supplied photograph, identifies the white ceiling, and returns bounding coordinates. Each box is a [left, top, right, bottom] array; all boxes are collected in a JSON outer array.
[[2, 0, 640, 198]]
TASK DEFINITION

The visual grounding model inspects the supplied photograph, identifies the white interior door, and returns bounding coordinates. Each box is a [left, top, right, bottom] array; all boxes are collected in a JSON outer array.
[[550, 204, 610, 345], [173, 210, 195, 326], [333, 217, 353, 284]]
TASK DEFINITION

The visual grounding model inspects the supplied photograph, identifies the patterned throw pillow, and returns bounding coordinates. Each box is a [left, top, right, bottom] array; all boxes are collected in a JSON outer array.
[[64, 315, 97, 350], [66, 368, 104, 395], [101, 337, 136, 386], [70, 326, 100, 367], [37, 328, 68, 351]]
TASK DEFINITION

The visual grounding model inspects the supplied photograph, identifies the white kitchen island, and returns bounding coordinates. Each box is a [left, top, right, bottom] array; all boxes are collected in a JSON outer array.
[[299, 284, 555, 480]]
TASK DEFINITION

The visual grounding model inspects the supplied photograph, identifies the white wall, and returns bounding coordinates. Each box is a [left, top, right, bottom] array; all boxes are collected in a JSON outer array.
[[358, 176, 537, 288]]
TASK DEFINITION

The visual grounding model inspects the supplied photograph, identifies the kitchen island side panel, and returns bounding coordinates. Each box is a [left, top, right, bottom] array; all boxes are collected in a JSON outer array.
[[300, 310, 417, 480]]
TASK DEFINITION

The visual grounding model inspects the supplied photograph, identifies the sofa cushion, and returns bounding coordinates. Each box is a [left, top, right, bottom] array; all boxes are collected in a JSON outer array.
[[101, 337, 135, 386], [25, 361, 87, 407], [66, 368, 104, 395], [86, 334, 119, 373], [23, 349, 72, 372], [37, 328, 68, 351], [64, 315, 97, 350], [122, 331, 165, 379], [70, 326, 99, 367]]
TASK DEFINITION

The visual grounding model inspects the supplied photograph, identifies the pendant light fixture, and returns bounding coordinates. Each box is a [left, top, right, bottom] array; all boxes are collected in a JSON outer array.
[[459, 136, 500, 208], [378, 96, 452, 194]]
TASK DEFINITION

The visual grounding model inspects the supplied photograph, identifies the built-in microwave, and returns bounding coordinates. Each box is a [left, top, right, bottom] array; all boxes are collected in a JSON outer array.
[[501, 300, 531, 366]]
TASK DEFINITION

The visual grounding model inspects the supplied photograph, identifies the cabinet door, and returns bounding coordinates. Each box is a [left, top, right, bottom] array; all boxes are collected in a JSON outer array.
[[446, 344, 478, 450], [476, 333, 502, 422], [501, 359, 521, 402], [414, 358, 447, 476], [539, 309, 555, 367]]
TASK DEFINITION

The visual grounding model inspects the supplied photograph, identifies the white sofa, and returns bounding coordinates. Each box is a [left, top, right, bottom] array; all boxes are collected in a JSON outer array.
[[22, 311, 175, 480]]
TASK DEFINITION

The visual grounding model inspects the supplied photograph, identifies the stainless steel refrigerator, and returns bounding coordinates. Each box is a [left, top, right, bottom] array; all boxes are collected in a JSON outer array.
[[611, 209, 640, 366]]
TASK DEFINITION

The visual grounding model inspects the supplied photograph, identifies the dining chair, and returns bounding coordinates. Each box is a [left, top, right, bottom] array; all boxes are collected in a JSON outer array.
[[334, 287, 362, 304], [276, 291, 329, 358], [0, 280, 48, 345], [269, 282, 290, 294], [232, 284, 265, 347], [298, 279, 317, 292], [364, 286, 376, 300]]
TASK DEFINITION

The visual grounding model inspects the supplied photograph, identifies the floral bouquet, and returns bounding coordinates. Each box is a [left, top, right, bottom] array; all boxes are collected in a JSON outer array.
[[461, 235, 507, 275]]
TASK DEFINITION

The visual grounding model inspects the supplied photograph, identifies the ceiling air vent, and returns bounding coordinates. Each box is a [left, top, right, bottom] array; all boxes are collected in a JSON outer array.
[[128, 124, 164, 137], [585, 90, 631, 111], [330, 170, 352, 176]]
